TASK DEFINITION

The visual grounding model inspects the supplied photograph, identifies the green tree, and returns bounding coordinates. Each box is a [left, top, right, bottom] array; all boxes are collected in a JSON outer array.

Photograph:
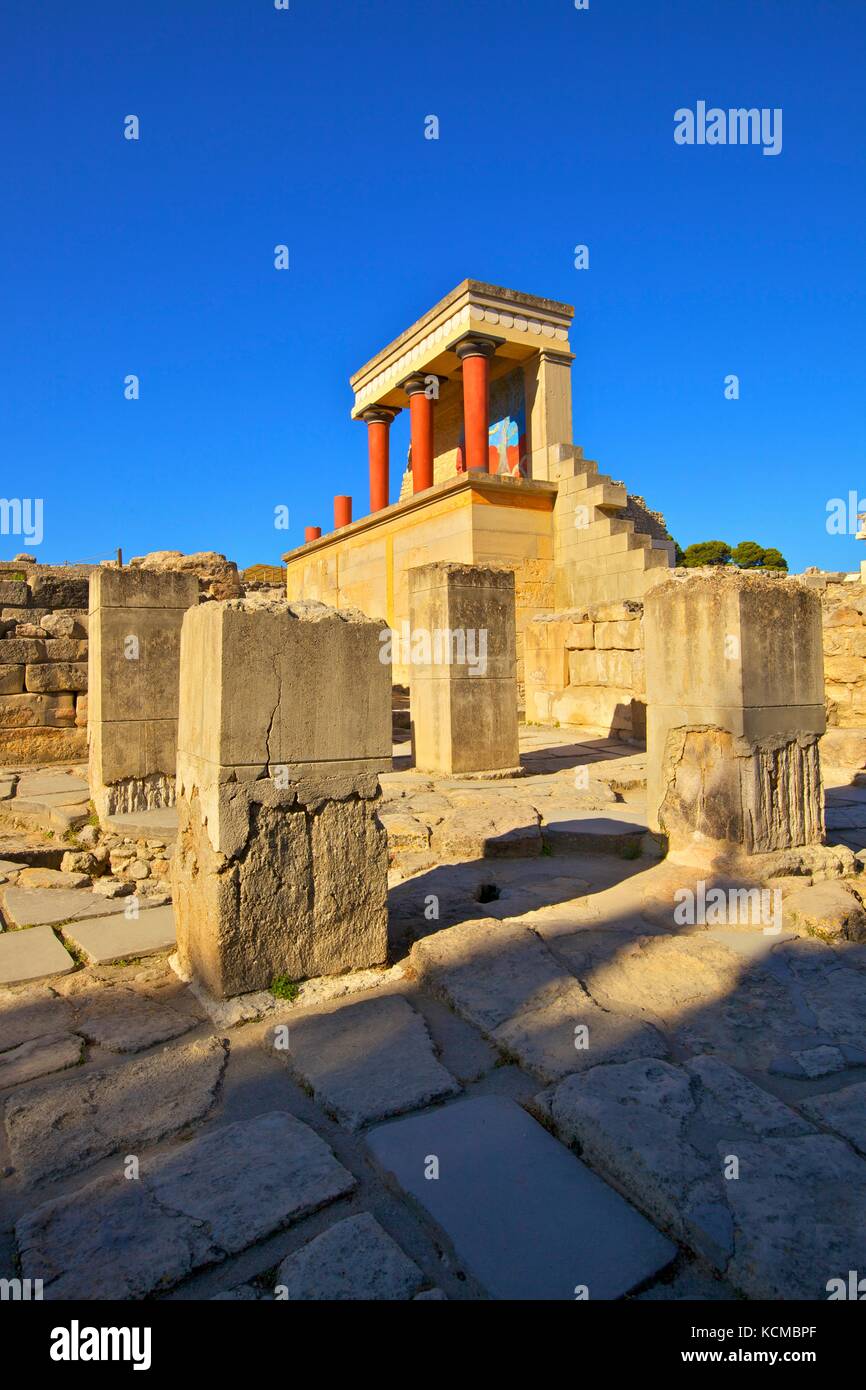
[[682, 540, 731, 567], [731, 540, 788, 571], [760, 547, 788, 571], [731, 540, 766, 569]]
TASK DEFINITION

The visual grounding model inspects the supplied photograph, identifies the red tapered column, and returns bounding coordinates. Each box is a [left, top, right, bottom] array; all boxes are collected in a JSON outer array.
[[362, 407, 398, 512], [304, 526, 321, 543], [334, 495, 352, 529], [403, 374, 435, 493], [454, 336, 498, 473]]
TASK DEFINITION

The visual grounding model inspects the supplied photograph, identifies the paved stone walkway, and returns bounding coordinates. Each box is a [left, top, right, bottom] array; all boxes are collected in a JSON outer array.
[[1, 726, 866, 1299]]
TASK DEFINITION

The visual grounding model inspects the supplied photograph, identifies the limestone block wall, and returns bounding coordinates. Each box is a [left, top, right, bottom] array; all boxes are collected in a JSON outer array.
[[552, 448, 673, 610], [811, 577, 866, 728], [0, 562, 91, 765], [285, 474, 556, 692], [525, 599, 646, 740]]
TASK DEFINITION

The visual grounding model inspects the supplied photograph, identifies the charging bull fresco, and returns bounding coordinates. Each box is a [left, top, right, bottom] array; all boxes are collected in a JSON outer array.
[[457, 366, 528, 478]]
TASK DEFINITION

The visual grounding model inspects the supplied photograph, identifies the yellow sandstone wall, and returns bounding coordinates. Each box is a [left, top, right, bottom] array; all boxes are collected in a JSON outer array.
[[285, 476, 555, 692]]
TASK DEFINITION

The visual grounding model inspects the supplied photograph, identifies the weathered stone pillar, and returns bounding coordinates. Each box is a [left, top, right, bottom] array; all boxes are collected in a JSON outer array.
[[88, 568, 198, 820], [408, 562, 520, 776], [645, 570, 825, 865], [172, 597, 391, 999]]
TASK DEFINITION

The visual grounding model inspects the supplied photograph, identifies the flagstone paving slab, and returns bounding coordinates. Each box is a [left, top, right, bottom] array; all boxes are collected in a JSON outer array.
[[275, 1213, 424, 1300], [14, 771, 88, 800], [0, 925, 75, 986], [0, 1031, 83, 1090], [16, 1110, 356, 1299], [799, 1080, 866, 1155], [0, 885, 130, 929], [544, 1053, 866, 1300], [55, 976, 204, 1052], [4, 1036, 228, 1184], [75, 985, 203, 1052], [275, 994, 460, 1131], [0, 836, 64, 869], [568, 930, 866, 1073], [105, 808, 178, 840], [366, 1095, 676, 1300], [542, 814, 648, 856], [410, 917, 666, 1082], [61, 904, 176, 965], [0, 985, 73, 1051]]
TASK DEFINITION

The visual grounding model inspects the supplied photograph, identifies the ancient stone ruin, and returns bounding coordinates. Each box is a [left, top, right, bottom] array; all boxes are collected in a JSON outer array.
[[408, 562, 519, 776], [645, 567, 826, 865], [172, 596, 391, 997], [89, 567, 198, 821], [4, 281, 866, 1308]]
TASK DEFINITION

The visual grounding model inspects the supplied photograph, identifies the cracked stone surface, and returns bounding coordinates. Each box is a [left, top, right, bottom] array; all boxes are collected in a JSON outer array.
[[4, 725, 866, 1303], [568, 930, 866, 1072], [4, 1036, 228, 1183], [0, 985, 73, 1051], [800, 1081, 866, 1154], [578, 932, 798, 1067], [411, 917, 666, 1082], [545, 1053, 866, 1299], [55, 975, 204, 1052], [16, 1110, 356, 1299], [274, 994, 460, 1130], [429, 802, 542, 861], [0, 1031, 83, 1090], [275, 1213, 424, 1300]]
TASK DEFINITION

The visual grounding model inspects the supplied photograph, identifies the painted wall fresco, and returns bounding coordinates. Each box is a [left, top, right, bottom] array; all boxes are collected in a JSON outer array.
[[456, 365, 528, 478]]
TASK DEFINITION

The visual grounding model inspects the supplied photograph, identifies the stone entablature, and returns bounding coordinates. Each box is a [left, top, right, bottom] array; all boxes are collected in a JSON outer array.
[[340, 282, 576, 520], [349, 280, 573, 420]]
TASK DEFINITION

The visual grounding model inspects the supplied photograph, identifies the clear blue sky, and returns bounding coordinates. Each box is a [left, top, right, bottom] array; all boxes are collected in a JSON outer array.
[[2, 0, 864, 572]]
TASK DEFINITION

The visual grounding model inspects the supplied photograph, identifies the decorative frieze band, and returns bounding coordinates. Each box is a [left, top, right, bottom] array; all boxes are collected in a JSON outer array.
[[352, 302, 570, 413]]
